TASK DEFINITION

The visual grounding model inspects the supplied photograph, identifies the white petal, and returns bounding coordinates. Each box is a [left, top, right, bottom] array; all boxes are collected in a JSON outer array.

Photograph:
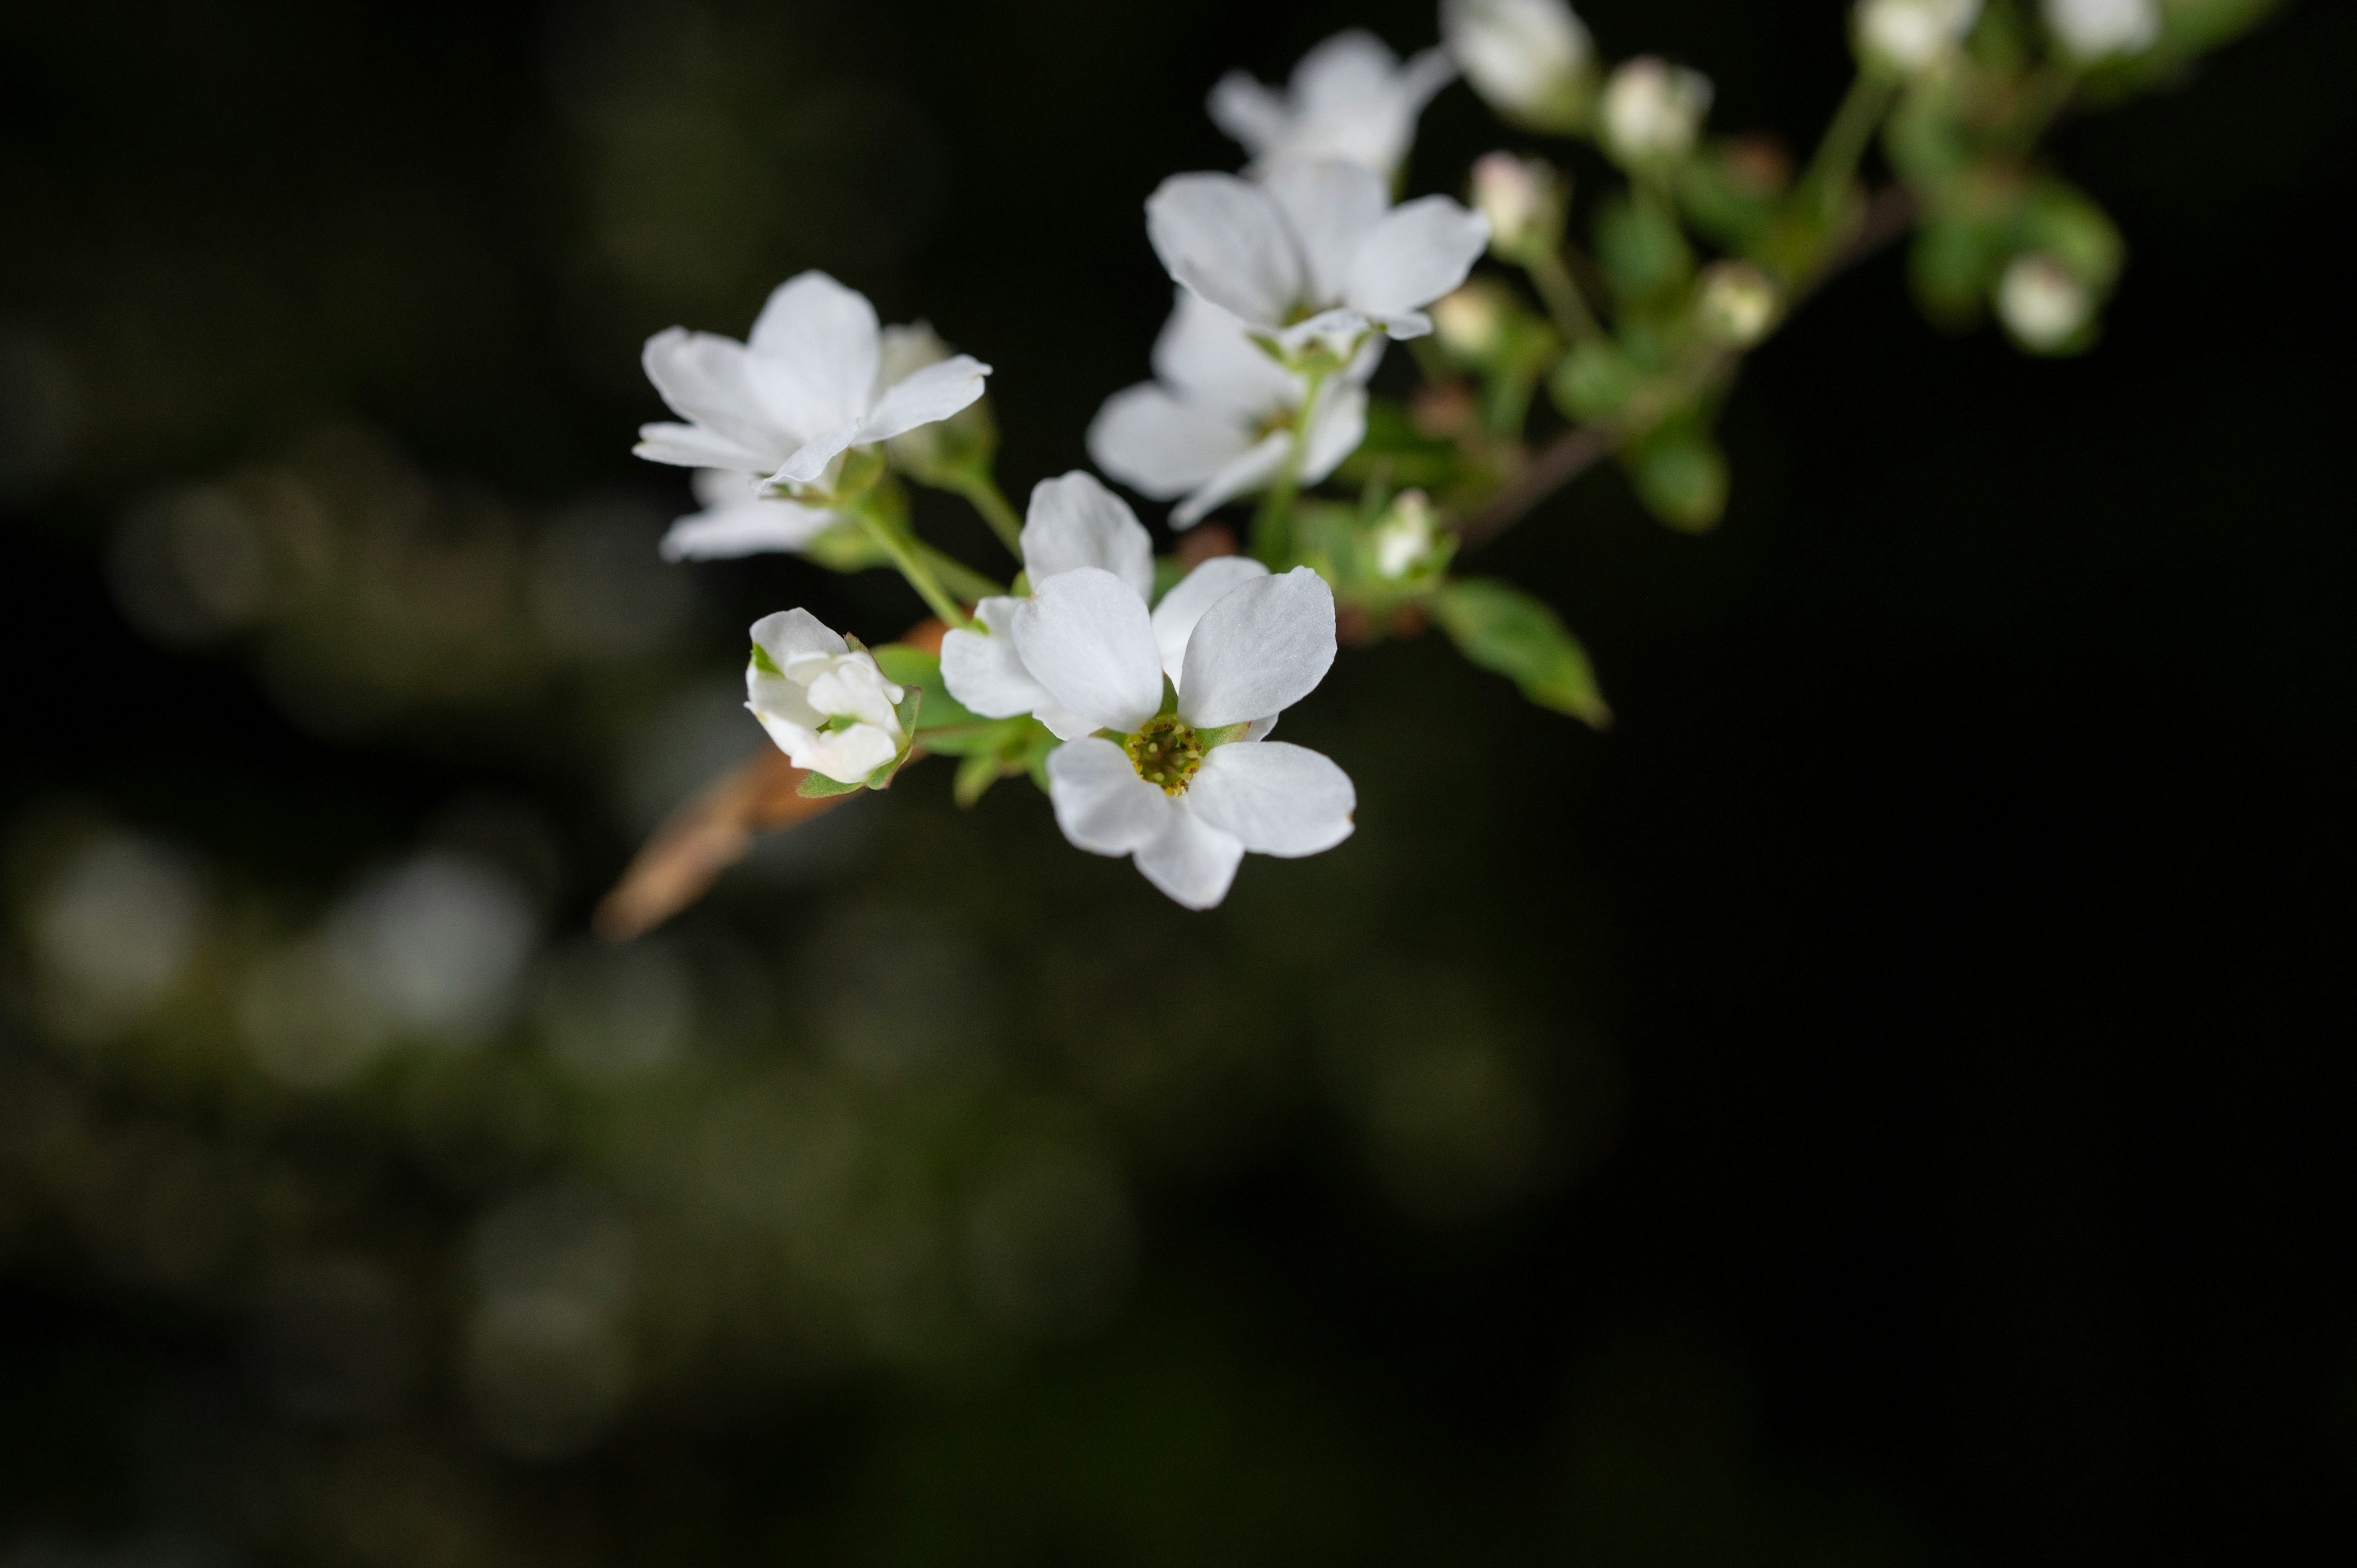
[[1046, 736, 1172, 854], [856, 353, 992, 444], [767, 419, 867, 488], [940, 599, 1053, 719], [1263, 161, 1391, 304], [750, 608, 848, 665], [1342, 196, 1492, 319], [752, 709, 897, 784], [1186, 741, 1355, 857], [1175, 566, 1337, 728], [1088, 384, 1256, 500], [1151, 289, 1298, 419], [660, 500, 837, 561], [1009, 568, 1166, 735], [1205, 71, 1290, 158], [1037, 704, 1100, 743], [640, 330, 789, 460], [1132, 808, 1247, 910], [877, 320, 950, 384], [1299, 379, 1369, 485], [1021, 471, 1155, 601], [1272, 305, 1384, 358], [745, 271, 881, 436], [1150, 556, 1269, 685], [1291, 29, 1407, 110], [634, 422, 776, 472], [1146, 174, 1305, 333], [1172, 431, 1292, 529]]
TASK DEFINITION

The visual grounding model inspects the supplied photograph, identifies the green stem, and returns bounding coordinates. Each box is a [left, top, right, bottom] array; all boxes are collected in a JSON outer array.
[[1800, 74, 1895, 228], [915, 542, 1005, 605], [951, 470, 1026, 559], [1250, 366, 1330, 566], [853, 504, 970, 629], [1525, 247, 1603, 342]]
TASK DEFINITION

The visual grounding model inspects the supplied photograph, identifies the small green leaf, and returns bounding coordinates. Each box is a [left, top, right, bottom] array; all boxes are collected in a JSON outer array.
[[1626, 425, 1728, 532], [795, 769, 867, 798], [952, 750, 1001, 808], [1434, 578, 1612, 728], [912, 722, 1005, 757], [891, 684, 924, 738], [748, 643, 783, 677], [1551, 338, 1641, 423], [1595, 193, 1693, 306]]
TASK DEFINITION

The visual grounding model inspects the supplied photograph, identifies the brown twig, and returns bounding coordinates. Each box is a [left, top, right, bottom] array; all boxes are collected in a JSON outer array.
[[1455, 185, 1922, 552]]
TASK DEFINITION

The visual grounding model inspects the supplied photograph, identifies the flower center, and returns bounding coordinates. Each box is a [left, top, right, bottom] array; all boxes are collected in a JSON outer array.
[[1123, 717, 1204, 796]]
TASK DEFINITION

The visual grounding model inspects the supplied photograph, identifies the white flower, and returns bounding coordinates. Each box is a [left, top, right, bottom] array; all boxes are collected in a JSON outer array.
[[1997, 255, 2092, 350], [1442, 0, 1594, 125], [635, 271, 991, 493], [1088, 291, 1374, 528], [1469, 152, 1563, 261], [1371, 490, 1439, 579], [1146, 160, 1490, 358], [1016, 566, 1354, 909], [744, 608, 910, 784], [1208, 29, 1455, 179], [1855, 0, 1983, 74], [2043, 0, 2161, 59], [1598, 57, 1714, 165], [939, 471, 1159, 739], [659, 469, 840, 562], [1694, 261, 1779, 347]]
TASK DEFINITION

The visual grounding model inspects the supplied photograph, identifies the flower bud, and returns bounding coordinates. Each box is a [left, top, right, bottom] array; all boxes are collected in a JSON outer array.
[[2043, 0, 2161, 60], [1370, 490, 1440, 580], [1694, 261, 1779, 347], [1599, 57, 1713, 166], [1854, 0, 1983, 75], [1996, 254, 2093, 352], [1469, 152, 1566, 265], [1443, 0, 1595, 132], [879, 322, 997, 482], [1432, 279, 1515, 363]]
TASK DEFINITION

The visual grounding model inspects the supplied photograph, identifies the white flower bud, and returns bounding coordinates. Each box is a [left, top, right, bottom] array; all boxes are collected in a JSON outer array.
[[2043, 0, 2161, 60], [746, 609, 909, 784], [1443, 0, 1593, 127], [1432, 280, 1513, 361], [1599, 57, 1714, 166], [1469, 152, 1564, 263], [1997, 255, 2093, 351], [1371, 490, 1439, 580], [1854, 0, 1983, 74], [1695, 262, 1779, 347]]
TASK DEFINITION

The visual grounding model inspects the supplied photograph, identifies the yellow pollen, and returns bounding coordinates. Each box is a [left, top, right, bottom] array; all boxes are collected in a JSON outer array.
[[1123, 717, 1204, 796]]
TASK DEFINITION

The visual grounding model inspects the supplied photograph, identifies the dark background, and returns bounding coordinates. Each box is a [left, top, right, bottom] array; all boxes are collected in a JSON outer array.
[[3, 1, 2353, 1563]]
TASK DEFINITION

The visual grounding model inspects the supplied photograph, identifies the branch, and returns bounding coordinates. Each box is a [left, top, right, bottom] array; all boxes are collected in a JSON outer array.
[[1455, 185, 1922, 552]]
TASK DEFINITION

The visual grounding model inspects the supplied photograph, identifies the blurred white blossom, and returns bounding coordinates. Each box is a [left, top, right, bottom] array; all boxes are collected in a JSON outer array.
[[32, 832, 204, 1024], [1371, 490, 1440, 579], [1442, 0, 1593, 126], [1997, 254, 2094, 350], [1598, 57, 1714, 165], [745, 609, 908, 784], [1089, 291, 1374, 528], [324, 853, 538, 1042], [1855, 0, 1983, 74], [2045, 0, 2161, 59], [1147, 160, 1488, 357], [659, 469, 839, 561], [634, 271, 990, 492], [1208, 29, 1454, 179]]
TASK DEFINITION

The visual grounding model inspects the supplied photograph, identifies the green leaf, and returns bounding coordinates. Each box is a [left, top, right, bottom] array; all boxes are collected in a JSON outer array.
[[870, 643, 983, 728], [1434, 578, 1612, 728], [1626, 424, 1728, 533], [795, 769, 867, 798], [952, 750, 1001, 808], [748, 643, 783, 677], [1595, 193, 1693, 307], [1551, 338, 1640, 423], [911, 722, 1007, 757]]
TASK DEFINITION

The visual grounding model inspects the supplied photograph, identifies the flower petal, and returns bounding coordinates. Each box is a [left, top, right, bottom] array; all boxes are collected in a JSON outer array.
[[856, 353, 991, 444], [640, 330, 788, 460], [1146, 173, 1305, 333], [1150, 556, 1269, 686], [1186, 741, 1355, 857], [766, 419, 867, 488], [1300, 380, 1369, 485], [1342, 195, 1492, 319], [1175, 566, 1337, 727], [1021, 472, 1155, 601], [745, 271, 881, 437], [1151, 289, 1299, 419], [1172, 431, 1292, 530], [1088, 384, 1255, 500], [940, 598, 1054, 719], [634, 422, 776, 472], [1205, 71, 1290, 158], [750, 608, 849, 664], [1009, 568, 1166, 735], [1263, 161, 1391, 304], [661, 499, 837, 561], [1132, 808, 1247, 910], [1046, 736, 1172, 854]]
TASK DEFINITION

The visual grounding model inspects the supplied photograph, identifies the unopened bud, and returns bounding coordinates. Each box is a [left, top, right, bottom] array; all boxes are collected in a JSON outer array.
[[1432, 280, 1515, 363], [1695, 261, 1779, 347], [1854, 0, 1983, 75], [1600, 57, 1713, 166], [1370, 490, 1440, 580], [1470, 153, 1566, 265], [2043, 0, 2161, 61], [880, 322, 996, 481], [1443, 0, 1595, 131], [1997, 255, 2093, 352]]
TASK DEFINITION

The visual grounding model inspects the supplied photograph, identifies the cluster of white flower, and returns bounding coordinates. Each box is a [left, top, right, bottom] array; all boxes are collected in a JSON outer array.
[[619, 0, 2235, 911]]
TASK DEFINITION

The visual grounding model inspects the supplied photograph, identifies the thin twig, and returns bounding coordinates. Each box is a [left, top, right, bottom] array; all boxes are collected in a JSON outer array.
[[1455, 185, 1921, 552]]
